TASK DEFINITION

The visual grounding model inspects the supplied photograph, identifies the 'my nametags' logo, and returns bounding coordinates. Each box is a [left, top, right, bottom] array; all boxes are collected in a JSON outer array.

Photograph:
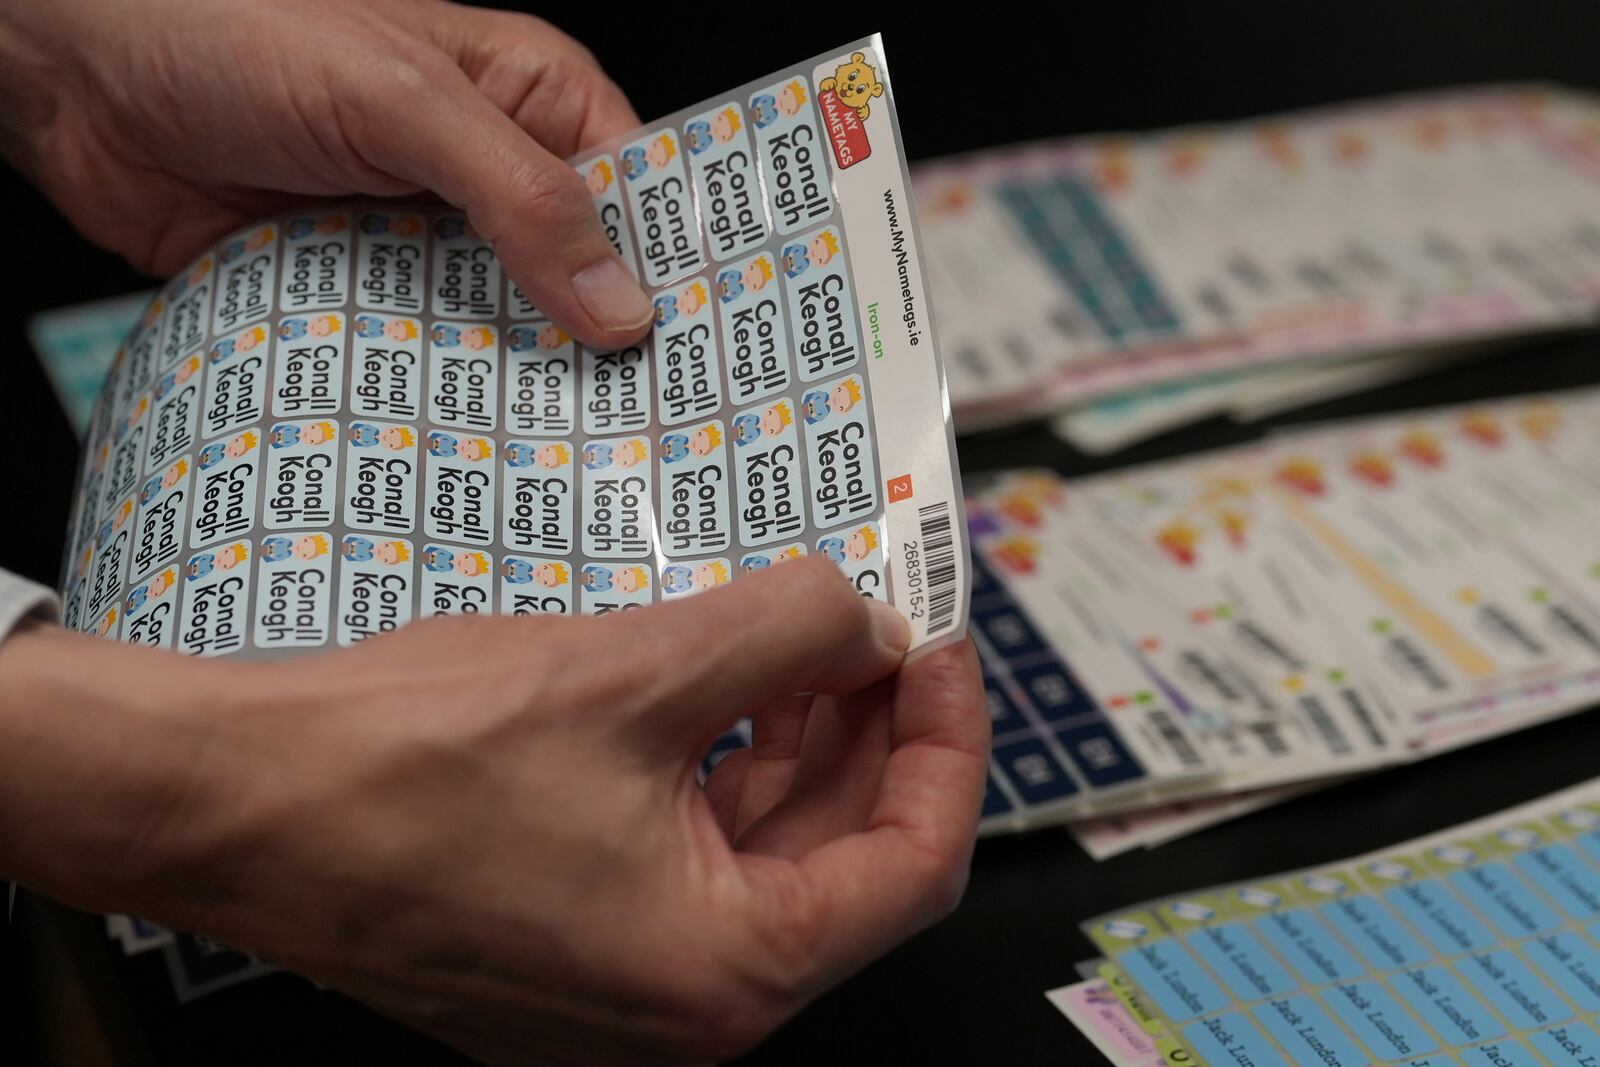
[[816, 51, 881, 170]]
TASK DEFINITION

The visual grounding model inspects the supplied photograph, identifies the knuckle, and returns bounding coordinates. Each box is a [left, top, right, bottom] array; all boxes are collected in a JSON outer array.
[[508, 156, 591, 230]]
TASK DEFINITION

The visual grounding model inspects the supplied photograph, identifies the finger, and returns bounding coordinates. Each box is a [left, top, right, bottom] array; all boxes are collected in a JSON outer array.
[[735, 682, 893, 856], [731, 694, 813, 839], [343, 43, 652, 349], [762, 641, 988, 983], [702, 747, 752, 841], [427, 9, 641, 151], [618, 558, 911, 756]]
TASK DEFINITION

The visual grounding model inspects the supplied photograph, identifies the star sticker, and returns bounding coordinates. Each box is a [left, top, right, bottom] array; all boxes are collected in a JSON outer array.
[[1214, 604, 1234, 620], [1327, 668, 1348, 684], [1134, 691, 1155, 705], [1530, 587, 1551, 604], [1457, 587, 1480, 605], [1283, 675, 1305, 693], [1372, 618, 1393, 635]]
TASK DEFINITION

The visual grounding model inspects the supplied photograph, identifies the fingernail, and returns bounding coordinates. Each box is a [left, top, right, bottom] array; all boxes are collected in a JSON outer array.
[[572, 257, 653, 333], [868, 600, 911, 654]]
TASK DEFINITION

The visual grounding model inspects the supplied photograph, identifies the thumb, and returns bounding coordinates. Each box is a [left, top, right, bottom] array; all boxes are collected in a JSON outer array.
[[618, 558, 911, 758], [345, 45, 652, 349]]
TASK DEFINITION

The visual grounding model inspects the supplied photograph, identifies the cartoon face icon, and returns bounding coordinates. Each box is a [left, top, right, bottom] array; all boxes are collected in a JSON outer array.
[[435, 216, 470, 240], [270, 424, 301, 449], [342, 537, 373, 561], [844, 527, 877, 561], [645, 133, 676, 169], [801, 390, 830, 425], [751, 94, 778, 128], [741, 553, 771, 572], [187, 554, 215, 579], [690, 425, 721, 457], [692, 562, 727, 591], [616, 566, 649, 594], [830, 378, 861, 414], [653, 295, 678, 327], [534, 444, 568, 469], [172, 357, 199, 386], [621, 146, 649, 181], [507, 326, 538, 352], [819, 52, 884, 120], [732, 414, 762, 446], [427, 432, 458, 458], [613, 439, 648, 468], [777, 80, 807, 117], [532, 562, 565, 588], [457, 438, 492, 462], [743, 259, 771, 292], [463, 327, 494, 350], [685, 121, 714, 155], [261, 536, 295, 562], [536, 324, 567, 350], [583, 443, 613, 469], [781, 244, 809, 278], [299, 422, 335, 447], [582, 564, 614, 592], [677, 282, 707, 315], [662, 565, 694, 594], [279, 535, 329, 560], [422, 547, 453, 573], [286, 217, 317, 239], [431, 325, 461, 347], [215, 543, 247, 570], [661, 434, 690, 463], [712, 106, 740, 143], [819, 537, 846, 563], [759, 403, 791, 437], [501, 558, 534, 584], [586, 159, 614, 194], [376, 540, 408, 565], [809, 231, 840, 267], [453, 553, 489, 578], [146, 570, 176, 599], [126, 588, 149, 613], [199, 443, 227, 469], [716, 269, 744, 303], [226, 433, 255, 459], [140, 475, 164, 505]]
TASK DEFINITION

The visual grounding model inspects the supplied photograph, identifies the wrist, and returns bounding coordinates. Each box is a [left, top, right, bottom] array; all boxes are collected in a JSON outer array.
[[0, 621, 240, 918]]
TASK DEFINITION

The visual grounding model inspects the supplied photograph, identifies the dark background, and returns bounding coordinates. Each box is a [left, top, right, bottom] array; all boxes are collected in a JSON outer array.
[[6, 3, 1600, 1064]]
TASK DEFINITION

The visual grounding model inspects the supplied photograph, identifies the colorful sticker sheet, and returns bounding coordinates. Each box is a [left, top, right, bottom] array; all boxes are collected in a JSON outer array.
[[1070, 776, 1600, 1066], [57, 35, 967, 664], [964, 388, 1600, 837], [915, 84, 1600, 431], [55, 37, 971, 988]]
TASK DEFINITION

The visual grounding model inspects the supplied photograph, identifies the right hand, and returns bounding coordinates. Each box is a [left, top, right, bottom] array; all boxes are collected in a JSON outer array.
[[0, 558, 989, 1065]]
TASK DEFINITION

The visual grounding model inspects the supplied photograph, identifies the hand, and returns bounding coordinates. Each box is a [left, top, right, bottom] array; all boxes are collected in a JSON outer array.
[[0, 0, 653, 348], [0, 559, 988, 1065]]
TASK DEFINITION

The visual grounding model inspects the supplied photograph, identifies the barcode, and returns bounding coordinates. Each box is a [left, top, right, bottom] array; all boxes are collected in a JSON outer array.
[[1146, 708, 1205, 768], [1251, 721, 1289, 757], [919, 501, 959, 636], [1297, 694, 1352, 756]]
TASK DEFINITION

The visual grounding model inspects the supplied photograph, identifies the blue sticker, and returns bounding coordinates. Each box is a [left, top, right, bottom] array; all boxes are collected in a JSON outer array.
[[1184, 922, 1300, 1001], [1252, 995, 1371, 1067], [1010, 661, 1094, 723], [992, 738, 1079, 806], [1513, 845, 1600, 920], [1318, 895, 1433, 970], [1056, 720, 1146, 788], [1457, 949, 1574, 1029], [1390, 966, 1506, 1045], [981, 773, 1014, 819], [1181, 1013, 1290, 1067], [1383, 878, 1499, 955], [1458, 1040, 1544, 1067], [981, 674, 1029, 736], [1529, 1022, 1600, 1066], [1319, 980, 1439, 1060], [1251, 909, 1367, 985], [1117, 940, 1232, 1023], [972, 603, 1047, 660], [1448, 863, 1564, 937], [1523, 932, 1600, 1013]]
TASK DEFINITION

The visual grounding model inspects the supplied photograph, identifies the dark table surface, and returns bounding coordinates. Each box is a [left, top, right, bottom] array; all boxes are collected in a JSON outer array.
[[6, 5, 1600, 1064]]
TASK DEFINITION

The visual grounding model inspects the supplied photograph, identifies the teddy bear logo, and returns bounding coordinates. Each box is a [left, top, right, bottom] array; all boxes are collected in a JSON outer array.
[[820, 52, 884, 122]]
